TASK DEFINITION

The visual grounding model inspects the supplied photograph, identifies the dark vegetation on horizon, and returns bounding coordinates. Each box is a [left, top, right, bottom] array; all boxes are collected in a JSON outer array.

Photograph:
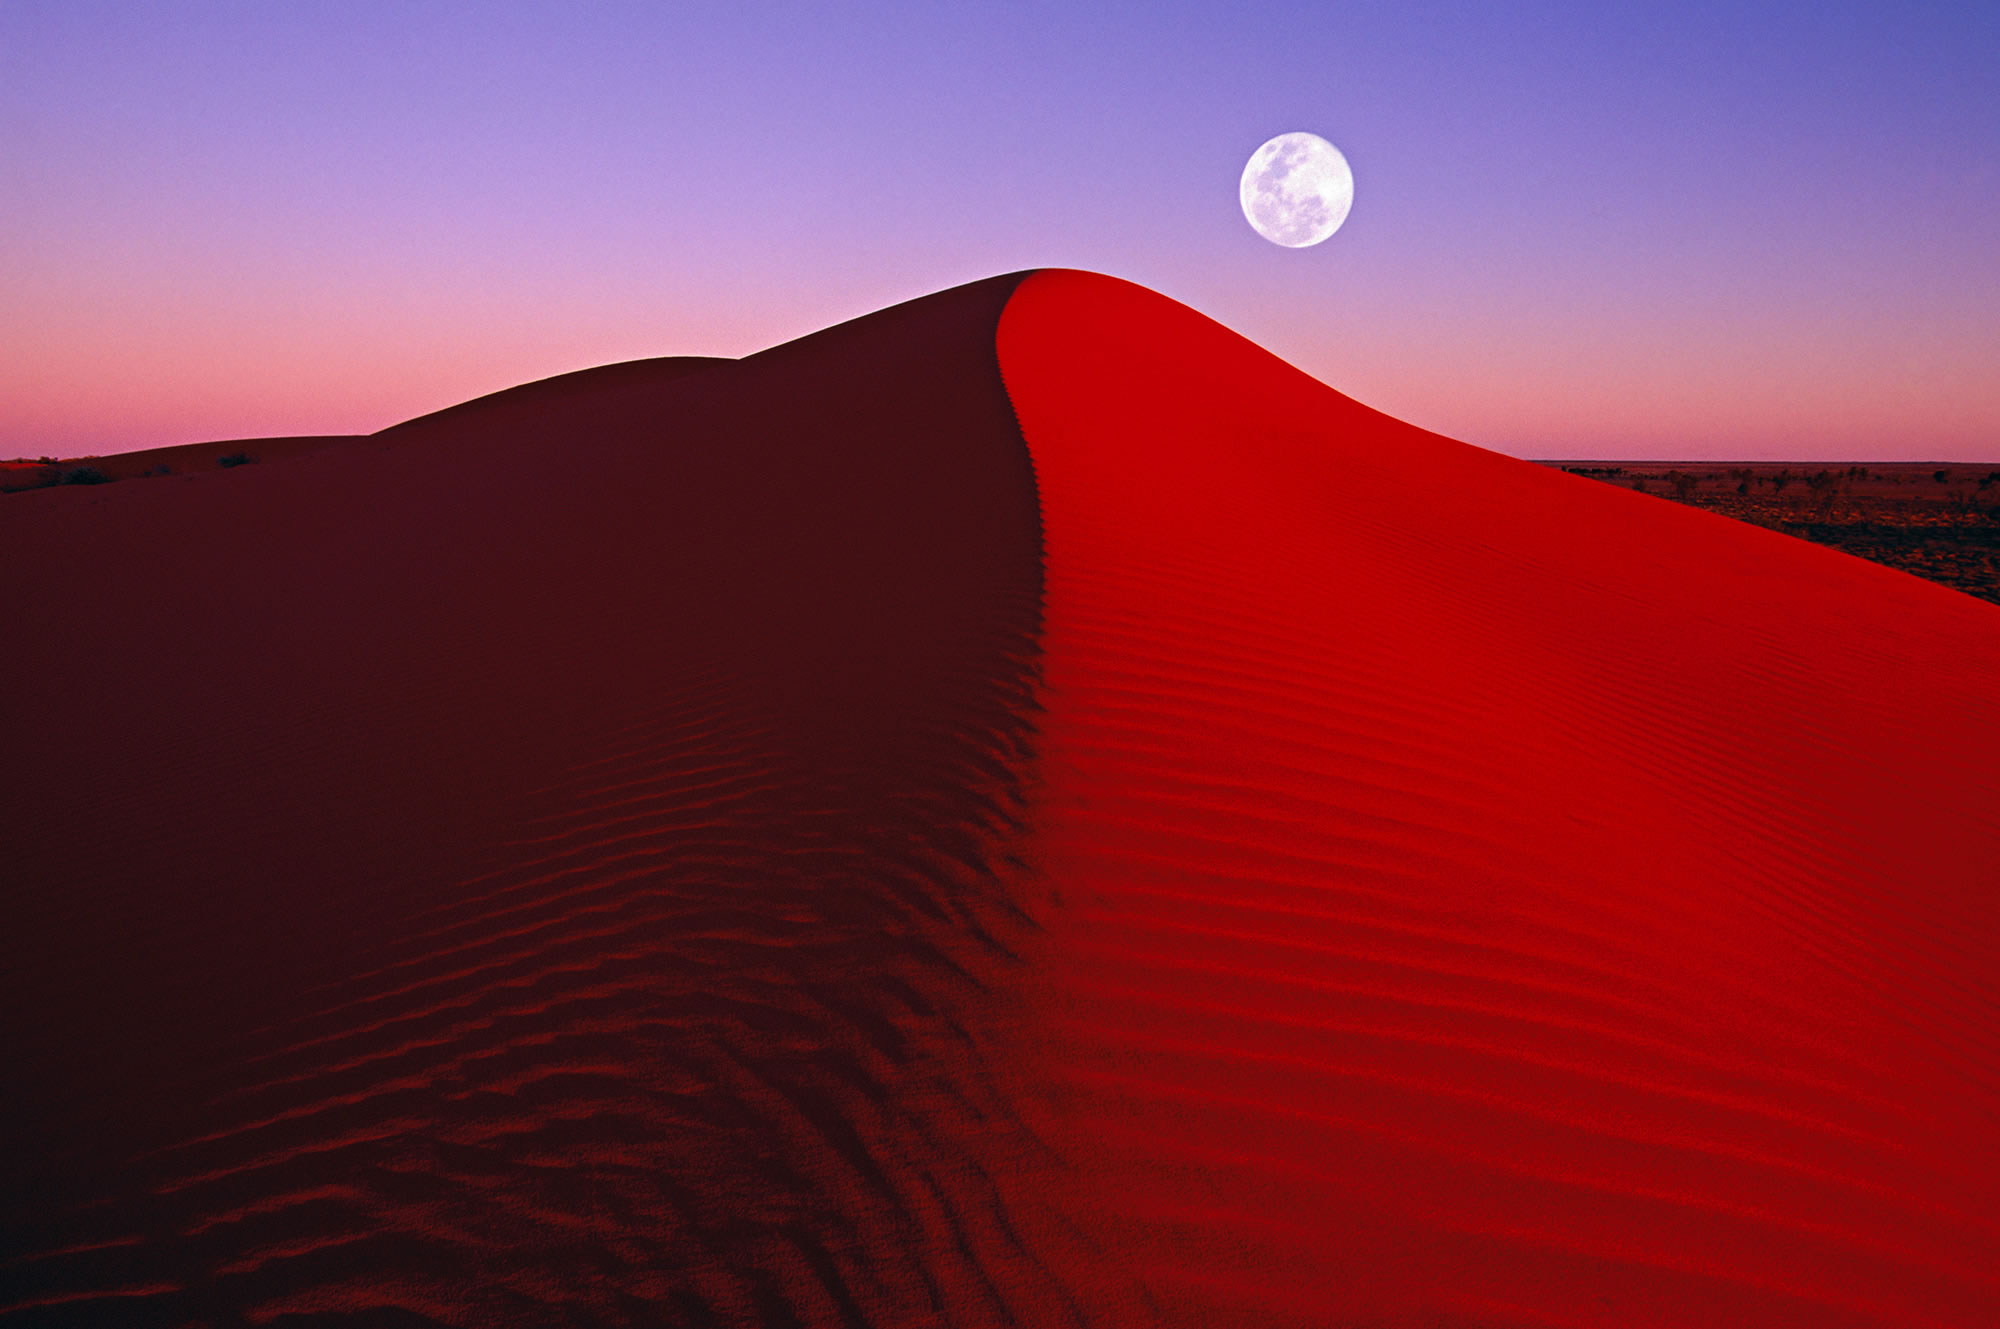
[[1544, 461, 2000, 605], [1, 451, 258, 493]]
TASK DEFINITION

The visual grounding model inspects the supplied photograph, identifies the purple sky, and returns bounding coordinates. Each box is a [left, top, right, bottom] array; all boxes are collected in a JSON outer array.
[[5, 1, 1996, 460]]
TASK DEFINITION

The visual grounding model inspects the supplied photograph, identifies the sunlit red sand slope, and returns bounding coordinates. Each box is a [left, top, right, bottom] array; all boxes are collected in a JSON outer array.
[[3, 269, 1998, 1327], [994, 270, 2000, 1327]]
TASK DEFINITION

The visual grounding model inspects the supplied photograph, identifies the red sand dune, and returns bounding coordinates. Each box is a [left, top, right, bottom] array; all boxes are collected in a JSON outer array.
[[3, 270, 1997, 1326]]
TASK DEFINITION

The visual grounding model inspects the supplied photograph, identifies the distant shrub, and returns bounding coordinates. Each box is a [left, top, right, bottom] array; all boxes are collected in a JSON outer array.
[[1933, 469, 1951, 484], [60, 466, 110, 485], [0, 467, 56, 494], [217, 452, 254, 468]]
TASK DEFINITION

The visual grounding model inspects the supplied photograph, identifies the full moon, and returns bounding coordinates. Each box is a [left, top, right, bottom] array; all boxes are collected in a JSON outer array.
[[1240, 132, 1354, 248]]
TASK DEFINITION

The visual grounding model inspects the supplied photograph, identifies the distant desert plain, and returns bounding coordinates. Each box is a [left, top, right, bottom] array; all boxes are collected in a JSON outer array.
[[1538, 460, 2000, 604]]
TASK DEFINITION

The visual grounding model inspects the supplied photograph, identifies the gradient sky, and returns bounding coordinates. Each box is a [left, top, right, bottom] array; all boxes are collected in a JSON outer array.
[[5, 0, 1996, 460]]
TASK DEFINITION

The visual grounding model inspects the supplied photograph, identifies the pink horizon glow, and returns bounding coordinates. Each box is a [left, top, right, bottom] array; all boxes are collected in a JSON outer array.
[[6, 4, 1996, 464]]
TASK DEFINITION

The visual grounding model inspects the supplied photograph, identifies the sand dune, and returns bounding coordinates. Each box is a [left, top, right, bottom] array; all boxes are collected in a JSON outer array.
[[3, 270, 1996, 1326]]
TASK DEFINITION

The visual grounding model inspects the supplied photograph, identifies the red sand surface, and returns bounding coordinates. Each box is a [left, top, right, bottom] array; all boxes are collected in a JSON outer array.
[[4, 269, 1998, 1326], [994, 270, 2000, 1327]]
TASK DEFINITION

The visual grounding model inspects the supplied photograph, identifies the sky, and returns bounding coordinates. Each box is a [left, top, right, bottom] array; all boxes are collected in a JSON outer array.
[[4, 0, 1997, 461]]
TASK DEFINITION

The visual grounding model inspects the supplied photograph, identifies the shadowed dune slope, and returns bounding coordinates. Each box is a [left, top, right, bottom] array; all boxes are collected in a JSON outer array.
[[3, 268, 1998, 1328], [993, 268, 2000, 1328], [0, 274, 1087, 1326]]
